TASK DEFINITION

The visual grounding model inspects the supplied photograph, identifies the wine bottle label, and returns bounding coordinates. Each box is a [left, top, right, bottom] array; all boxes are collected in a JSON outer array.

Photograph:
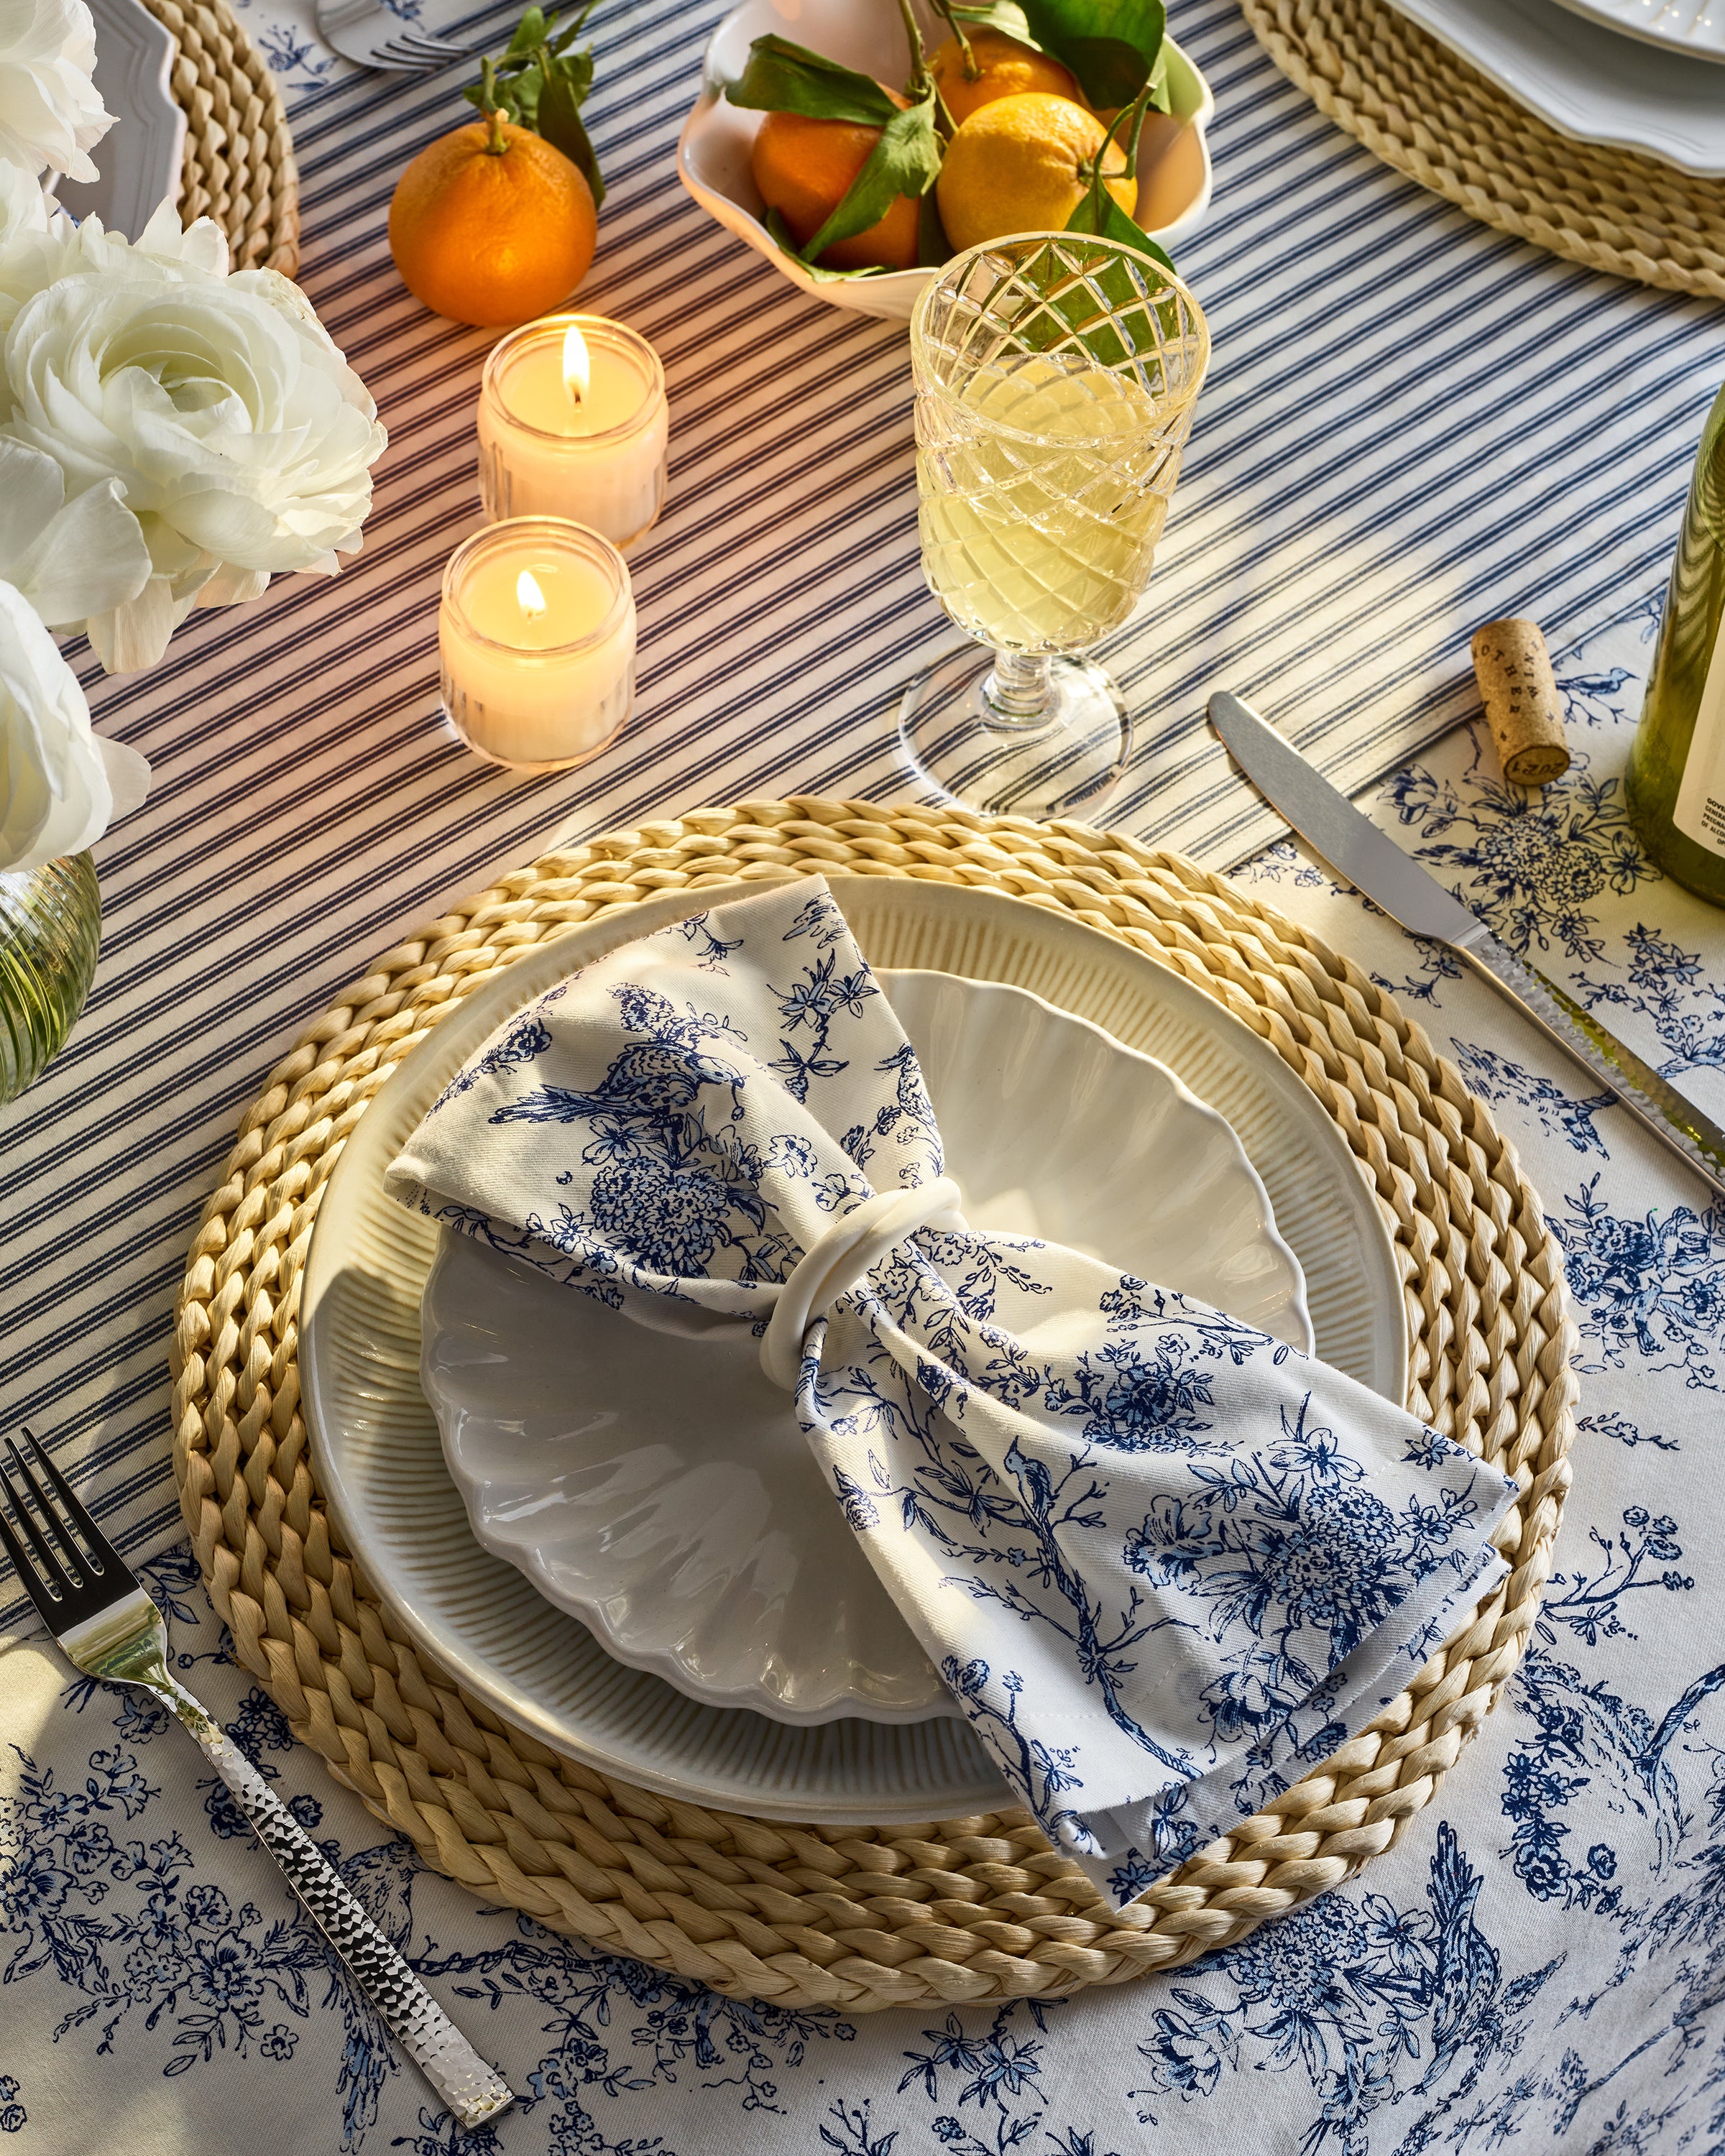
[[1674, 618, 1725, 857]]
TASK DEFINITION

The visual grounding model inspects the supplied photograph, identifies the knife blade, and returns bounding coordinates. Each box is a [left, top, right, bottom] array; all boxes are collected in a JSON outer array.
[[1209, 688, 1725, 1203]]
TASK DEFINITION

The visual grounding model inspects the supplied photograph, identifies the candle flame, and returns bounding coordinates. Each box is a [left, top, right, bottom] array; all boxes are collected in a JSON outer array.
[[562, 324, 590, 404], [517, 569, 546, 620]]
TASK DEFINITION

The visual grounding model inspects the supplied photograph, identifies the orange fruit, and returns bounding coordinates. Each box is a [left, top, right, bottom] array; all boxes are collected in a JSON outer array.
[[389, 118, 597, 328], [751, 98, 921, 272], [929, 29, 1082, 126], [935, 93, 1135, 254]]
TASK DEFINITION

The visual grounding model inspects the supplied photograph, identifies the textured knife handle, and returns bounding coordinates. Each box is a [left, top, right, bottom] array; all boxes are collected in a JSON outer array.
[[1461, 930, 1725, 1202], [183, 1706, 514, 2126]]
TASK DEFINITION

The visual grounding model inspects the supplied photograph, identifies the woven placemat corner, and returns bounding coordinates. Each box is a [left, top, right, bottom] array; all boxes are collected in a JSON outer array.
[[1240, 0, 1725, 302], [141, 0, 300, 276], [170, 799, 1577, 2009]]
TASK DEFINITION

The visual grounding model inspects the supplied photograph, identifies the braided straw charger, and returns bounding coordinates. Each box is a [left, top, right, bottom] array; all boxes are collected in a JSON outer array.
[[172, 801, 1575, 2009], [140, 0, 299, 274], [1241, 0, 1725, 302]]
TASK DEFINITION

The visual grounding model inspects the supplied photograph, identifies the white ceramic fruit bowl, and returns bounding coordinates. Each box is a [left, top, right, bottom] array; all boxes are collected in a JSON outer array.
[[677, 0, 1215, 323], [421, 969, 1310, 1726]]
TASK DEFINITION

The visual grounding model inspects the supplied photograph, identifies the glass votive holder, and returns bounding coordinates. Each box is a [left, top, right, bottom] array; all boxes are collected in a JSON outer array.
[[477, 314, 669, 550], [439, 517, 635, 772]]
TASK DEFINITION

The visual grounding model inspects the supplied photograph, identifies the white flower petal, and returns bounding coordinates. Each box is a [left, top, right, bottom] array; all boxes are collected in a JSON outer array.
[[0, 574, 109, 870], [0, 0, 112, 178], [9, 470, 150, 622], [84, 568, 183, 673], [93, 730, 148, 818]]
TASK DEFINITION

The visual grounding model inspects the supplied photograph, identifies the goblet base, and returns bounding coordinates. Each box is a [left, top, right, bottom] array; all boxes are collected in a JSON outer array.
[[898, 646, 1131, 819]]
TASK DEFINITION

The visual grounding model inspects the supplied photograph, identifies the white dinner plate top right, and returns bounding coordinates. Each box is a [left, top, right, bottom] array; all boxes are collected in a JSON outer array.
[[1386, 0, 1725, 172]]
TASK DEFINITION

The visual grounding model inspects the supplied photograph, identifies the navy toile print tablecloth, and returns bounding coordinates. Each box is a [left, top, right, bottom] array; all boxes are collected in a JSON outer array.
[[9, 600, 1725, 2154]]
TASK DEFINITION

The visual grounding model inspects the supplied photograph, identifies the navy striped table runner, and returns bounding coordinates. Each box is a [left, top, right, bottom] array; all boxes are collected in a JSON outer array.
[[1, 0, 1719, 1626]]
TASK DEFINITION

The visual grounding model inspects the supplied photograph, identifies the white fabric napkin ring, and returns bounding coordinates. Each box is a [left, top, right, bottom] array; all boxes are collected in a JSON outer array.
[[758, 1176, 965, 1389]]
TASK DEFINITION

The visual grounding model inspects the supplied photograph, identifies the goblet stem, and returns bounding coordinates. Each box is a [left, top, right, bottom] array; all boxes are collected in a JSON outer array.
[[980, 650, 1055, 729]]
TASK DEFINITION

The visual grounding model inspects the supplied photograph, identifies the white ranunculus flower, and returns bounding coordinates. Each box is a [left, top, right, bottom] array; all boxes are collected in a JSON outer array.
[[0, 0, 112, 182], [0, 578, 146, 872], [0, 229, 387, 670]]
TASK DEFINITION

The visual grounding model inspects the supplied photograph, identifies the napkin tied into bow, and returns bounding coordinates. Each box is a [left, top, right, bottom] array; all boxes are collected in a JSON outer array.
[[387, 880, 1517, 1904]]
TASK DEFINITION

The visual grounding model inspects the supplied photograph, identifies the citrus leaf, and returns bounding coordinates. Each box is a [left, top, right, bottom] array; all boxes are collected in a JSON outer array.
[[538, 66, 605, 203], [1059, 188, 1175, 367], [551, 44, 594, 104], [504, 6, 546, 60], [1064, 178, 1172, 269], [916, 187, 951, 269], [762, 206, 906, 281], [961, 0, 1165, 108], [725, 34, 901, 126], [799, 86, 942, 264]]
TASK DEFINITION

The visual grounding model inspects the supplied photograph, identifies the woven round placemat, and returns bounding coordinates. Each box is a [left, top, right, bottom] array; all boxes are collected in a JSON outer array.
[[1241, 0, 1725, 301], [170, 799, 1576, 2009], [140, 0, 299, 275]]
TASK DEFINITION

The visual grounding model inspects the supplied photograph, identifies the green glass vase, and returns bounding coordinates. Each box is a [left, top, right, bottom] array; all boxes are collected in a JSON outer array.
[[0, 851, 101, 1103]]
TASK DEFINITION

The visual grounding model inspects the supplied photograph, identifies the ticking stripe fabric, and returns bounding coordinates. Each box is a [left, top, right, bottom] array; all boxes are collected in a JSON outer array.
[[0, 0, 1721, 1631]]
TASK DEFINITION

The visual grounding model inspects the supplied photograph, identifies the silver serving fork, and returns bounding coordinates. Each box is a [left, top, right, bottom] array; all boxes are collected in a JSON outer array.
[[316, 0, 466, 72], [0, 1427, 514, 2130]]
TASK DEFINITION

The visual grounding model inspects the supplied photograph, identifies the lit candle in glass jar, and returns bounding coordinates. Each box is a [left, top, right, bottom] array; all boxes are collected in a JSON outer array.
[[439, 517, 635, 770], [478, 315, 669, 550]]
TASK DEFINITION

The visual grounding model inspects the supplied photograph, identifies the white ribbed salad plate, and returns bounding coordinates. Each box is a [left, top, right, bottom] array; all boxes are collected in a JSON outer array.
[[300, 877, 1407, 1825], [420, 967, 1314, 1728], [1386, 0, 1725, 171]]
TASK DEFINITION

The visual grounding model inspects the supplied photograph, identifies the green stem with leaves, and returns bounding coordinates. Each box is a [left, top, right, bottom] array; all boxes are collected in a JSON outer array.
[[893, 0, 932, 96], [1079, 79, 1151, 221], [478, 58, 508, 153], [927, 0, 977, 75]]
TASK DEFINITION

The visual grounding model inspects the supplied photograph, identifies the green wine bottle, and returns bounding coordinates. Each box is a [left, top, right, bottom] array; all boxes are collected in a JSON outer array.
[[1628, 382, 1725, 905]]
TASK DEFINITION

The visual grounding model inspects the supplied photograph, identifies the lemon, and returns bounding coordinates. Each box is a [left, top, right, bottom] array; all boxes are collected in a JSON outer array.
[[935, 93, 1136, 255]]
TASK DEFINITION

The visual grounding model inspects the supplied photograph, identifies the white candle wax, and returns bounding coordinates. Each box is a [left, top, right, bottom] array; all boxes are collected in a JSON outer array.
[[440, 518, 635, 770], [478, 315, 669, 550]]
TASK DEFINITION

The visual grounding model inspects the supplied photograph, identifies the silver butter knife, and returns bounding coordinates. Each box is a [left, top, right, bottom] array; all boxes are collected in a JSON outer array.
[[1209, 688, 1725, 1203]]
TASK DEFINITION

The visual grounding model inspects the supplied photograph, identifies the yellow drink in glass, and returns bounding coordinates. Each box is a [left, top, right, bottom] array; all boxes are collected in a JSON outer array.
[[919, 354, 1170, 654], [901, 234, 1208, 820]]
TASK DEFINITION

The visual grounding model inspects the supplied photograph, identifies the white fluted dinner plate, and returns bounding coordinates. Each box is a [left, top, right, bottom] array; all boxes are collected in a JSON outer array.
[[420, 968, 1315, 1727], [1386, 0, 1725, 171], [50, 0, 185, 236], [301, 879, 1408, 1825]]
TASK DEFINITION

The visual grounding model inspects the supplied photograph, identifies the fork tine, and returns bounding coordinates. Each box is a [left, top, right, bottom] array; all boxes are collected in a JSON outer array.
[[396, 30, 461, 53], [15, 1427, 122, 1575], [9, 1433, 101, 1583], [0, 1485, 47, 1602], [0, 1449, 74, 1600], [382, 35, 454, 62]]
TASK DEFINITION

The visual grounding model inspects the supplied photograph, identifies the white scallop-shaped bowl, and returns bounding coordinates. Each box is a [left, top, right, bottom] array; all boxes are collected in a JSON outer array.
[[676, 0, 1215, 323], [420, 969, 1311, 1726]]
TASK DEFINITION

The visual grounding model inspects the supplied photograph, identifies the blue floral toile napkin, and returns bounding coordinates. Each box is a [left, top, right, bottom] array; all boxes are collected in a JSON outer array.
[[385, 879, 1518, 1904]]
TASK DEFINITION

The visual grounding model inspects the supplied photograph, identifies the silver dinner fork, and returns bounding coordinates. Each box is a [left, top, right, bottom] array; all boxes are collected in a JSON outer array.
[[316, 0, 466, 72], [0, 1426, 515, 2130]]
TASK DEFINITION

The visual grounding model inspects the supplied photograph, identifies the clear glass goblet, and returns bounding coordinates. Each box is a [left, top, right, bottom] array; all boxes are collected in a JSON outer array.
[[900, 232, 1210, 820]]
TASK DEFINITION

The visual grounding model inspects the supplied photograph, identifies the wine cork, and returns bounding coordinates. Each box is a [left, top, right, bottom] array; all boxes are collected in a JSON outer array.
[[1471, 617, 1570, 786]]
